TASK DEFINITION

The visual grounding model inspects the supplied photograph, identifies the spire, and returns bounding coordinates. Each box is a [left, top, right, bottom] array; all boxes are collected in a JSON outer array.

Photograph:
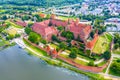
[[75, 18, 80, 25], [50, 14, 56, 19]]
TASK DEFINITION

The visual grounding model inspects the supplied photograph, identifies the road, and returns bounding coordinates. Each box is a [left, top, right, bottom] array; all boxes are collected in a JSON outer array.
[[112, 54, 120, 58], [105, 56, 113, 74]]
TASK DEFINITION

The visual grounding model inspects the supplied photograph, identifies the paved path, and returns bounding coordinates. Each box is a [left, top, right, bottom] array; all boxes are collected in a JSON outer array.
[[105, 56, 113, 74], [112, 54, 120, 58], [94, 59, 104, 65], [61, 51, 105, 64]]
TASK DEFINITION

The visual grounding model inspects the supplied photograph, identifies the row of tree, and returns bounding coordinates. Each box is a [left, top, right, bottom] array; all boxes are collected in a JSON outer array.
[[110, 59, 120, 76], [114, 33, 120, 50], [25, 27, 47, 45]]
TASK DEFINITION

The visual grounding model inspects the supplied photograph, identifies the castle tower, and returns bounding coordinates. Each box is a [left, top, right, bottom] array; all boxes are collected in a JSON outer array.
[[75, 18, 80, 25]]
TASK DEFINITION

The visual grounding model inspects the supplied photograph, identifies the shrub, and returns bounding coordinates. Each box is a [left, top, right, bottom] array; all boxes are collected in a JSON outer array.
[[103, 51, 111, 60], [88, 61, 94, 66]]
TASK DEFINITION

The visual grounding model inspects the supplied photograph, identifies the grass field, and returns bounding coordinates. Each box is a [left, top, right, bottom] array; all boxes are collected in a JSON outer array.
[[109, 58, 120, 77], [57, 16, 76, 21], [7, 28, 17, 36], [59, 51, 89, 66], [23, 38, 48, 56], [0, 10, 6, 13], [0, 37, 9, 47], [92, 33, 113, 54], [49, 43, 58, 49], [113, 49, 120, 54]]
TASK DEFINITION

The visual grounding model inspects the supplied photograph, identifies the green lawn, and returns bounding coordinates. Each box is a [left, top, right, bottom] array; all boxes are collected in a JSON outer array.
[[49, 43, 58, 49], [109, 58, 120, 77], [23, 38, 48, 56], [92, 33, 113, 54], [59, 53, 68, 58], [97, 60, 107, 67], [59, 51, 88, 66], [74, 58, 88, 66], [57, 16, 76, 21], [0, 10, 6, 13], [113, 48, 120, 54], [0, 37, 9, 47]]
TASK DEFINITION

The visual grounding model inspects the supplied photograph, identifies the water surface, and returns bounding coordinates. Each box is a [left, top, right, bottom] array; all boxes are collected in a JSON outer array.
[[0, 45, 89, 80]]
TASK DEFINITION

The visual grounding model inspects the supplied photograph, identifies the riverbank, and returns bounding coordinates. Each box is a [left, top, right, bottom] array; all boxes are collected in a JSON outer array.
[[0, 36, 16, 50], [23, 38, 106, 80]]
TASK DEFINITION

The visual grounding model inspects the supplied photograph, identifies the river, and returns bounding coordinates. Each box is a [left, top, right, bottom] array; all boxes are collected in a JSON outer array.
[[0, 45, 89, 80]]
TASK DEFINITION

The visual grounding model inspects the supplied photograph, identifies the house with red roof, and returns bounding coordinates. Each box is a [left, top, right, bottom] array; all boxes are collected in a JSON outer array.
[[49, 18, 68, 27], [86, 31, 99, 51], [49, 15, 92, 42], [67, 18, 92, 42], [51, 49, 58, 57], [16, 21, 27, 27], [32, 14, 92, 42], [39, 13, 46, 18], [32, 20, 58, 41]]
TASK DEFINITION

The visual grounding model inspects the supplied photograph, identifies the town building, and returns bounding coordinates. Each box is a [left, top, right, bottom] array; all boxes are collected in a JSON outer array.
[[32, 20, 58, 41], [86, 30, 99, 52], [32, 14, 92, 42], [67, 18, 92, 41], [16, 21, 28, 27]]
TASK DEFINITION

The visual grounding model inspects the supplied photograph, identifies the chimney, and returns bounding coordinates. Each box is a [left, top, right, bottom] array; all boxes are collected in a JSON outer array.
[[50, 14, 56, 19]]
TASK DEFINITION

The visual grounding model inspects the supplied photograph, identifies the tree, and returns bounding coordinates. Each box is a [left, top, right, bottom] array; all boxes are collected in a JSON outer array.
[[15, 34, 20, 38], [66, 32, 74, 40], [69, 47, 78, 59], [114, 33, 120, 44], [90, 31, 95, 38], [103, 51, 111, 60], [52, 35, 57, 41], [57, 26, 64, 31], [61, 31, 74, 40], [6, 35, 14, 40], [110, 61, 120, 76], [86, 50, 91, 56], [41, 39, 47, 44], [28, 23, 33, 27], [22, 15, 30, 21], [34, 14, 43, 22], [25, 27, 32, 35], [1, 15, 7, 20], [88, 61, 94, 66], [114, 43, 119, 50], [59, 42, 67, 50], [69, 52, 77, 59], [28, 32, 41, 44], [52, 35, 60, 42], [76, 34, 82, 42]]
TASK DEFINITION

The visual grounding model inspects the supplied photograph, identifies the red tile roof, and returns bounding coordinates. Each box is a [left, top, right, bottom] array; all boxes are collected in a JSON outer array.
[[86, 33, 99, 50], [52, 49, 58, 55], [32, 18, 92, 42], [32, 20, 58, 41], [16, 21, 27, 27], [67, 20, 92, 41], [50, 14, 56, 19], [46, 46, 51, 52], [39, 13, 46, 18], [50, 19, 67, 27]]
